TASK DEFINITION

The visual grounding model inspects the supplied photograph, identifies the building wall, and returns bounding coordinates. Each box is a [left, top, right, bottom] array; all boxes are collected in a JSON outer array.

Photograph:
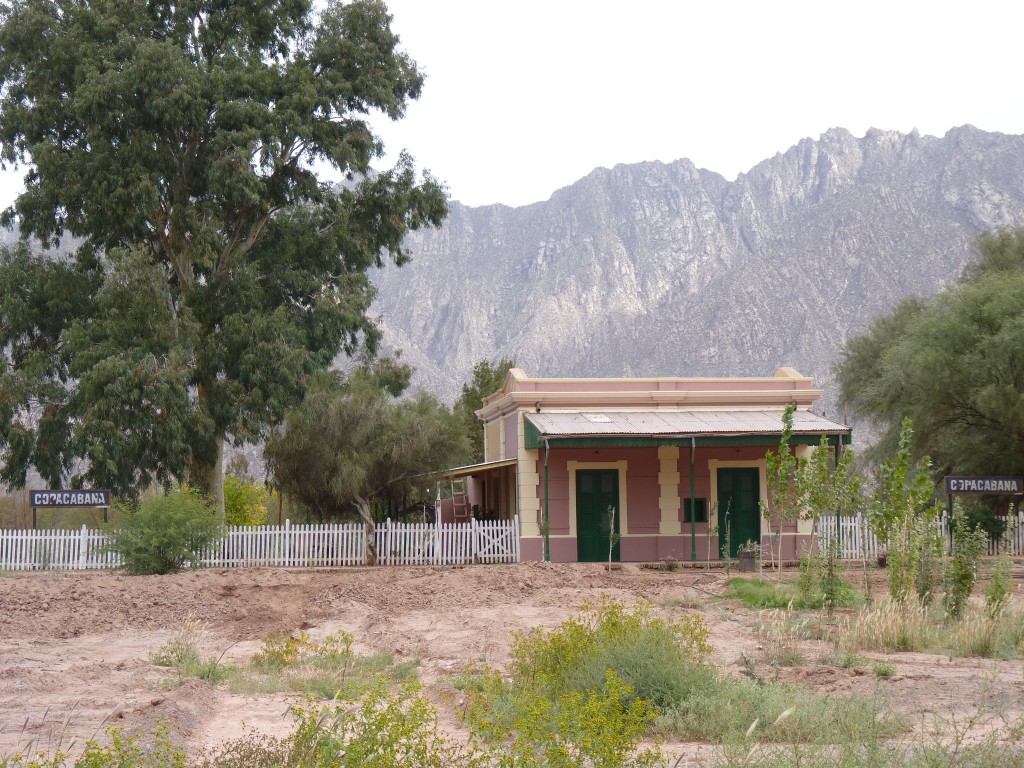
[[521, 442, 814, 563]]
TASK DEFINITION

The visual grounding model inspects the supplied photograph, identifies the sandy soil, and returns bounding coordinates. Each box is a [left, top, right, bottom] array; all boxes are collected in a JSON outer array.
[[0, 563, 1021, 762]]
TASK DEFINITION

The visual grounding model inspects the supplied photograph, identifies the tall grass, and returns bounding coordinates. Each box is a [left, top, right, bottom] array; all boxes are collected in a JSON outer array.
[[728, 577, 859, 611], [839, 599, 1024, 658]]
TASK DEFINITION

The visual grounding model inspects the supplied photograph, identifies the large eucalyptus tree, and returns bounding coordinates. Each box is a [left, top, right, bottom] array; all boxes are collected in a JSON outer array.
[[0, 0, 446, 506]]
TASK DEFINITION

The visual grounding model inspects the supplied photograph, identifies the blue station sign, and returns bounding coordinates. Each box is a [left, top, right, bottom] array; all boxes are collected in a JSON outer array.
[[30, 490, 112, 508], [944, 477, 1023, 495]]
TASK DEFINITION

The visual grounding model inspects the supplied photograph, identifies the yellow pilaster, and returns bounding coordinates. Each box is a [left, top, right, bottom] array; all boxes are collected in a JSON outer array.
[[658, 445, 682, 535]]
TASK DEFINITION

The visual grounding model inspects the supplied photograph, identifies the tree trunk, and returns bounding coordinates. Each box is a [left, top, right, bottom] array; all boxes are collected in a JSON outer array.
[[194, 379, 225, 519], [193, 435, 225, 520], [355, 497, 377, 565]]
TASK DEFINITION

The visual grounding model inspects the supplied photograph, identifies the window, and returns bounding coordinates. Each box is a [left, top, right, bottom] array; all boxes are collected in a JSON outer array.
[[682, 498, 708, 524]]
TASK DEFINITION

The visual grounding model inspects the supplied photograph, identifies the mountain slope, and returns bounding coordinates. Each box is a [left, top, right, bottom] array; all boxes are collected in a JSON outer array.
[[372, 125, 1024, 409]]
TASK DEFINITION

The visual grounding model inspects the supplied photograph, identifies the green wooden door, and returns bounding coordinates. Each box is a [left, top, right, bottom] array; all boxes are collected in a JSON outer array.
[[717, 467, 760, 558], [576, 469, 620, 562]]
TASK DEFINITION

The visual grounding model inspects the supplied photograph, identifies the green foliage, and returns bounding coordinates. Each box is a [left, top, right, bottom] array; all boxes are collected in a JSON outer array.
[[869, 419, 940, 603], [223, 475, 269, 527], [840, 597, 1024, 659], [251, 632, 313, 671], [234, 630, 413, 700], [267, 363, 471, 559], [873, 661, 896, 678], [986, 552, 1014, 621], [106, 488, 223, 575], [799, 438, 863, 521], [151, 615, 235, 686], [652, 673, 903, 744], [452, 357, 516, 464], [764, 404, 800, 524], [471, 670, 663, 768], [0, 725, 190, 768], [506, 597, 710, 708], [204, 676, 481, 768], [705, 730, 1024, 768], [837, 228, 1024, 480], [730, 575, 857, 612], [462, 599, 702, 764], [943, 509, 987, 621], [0, 0, 447, 498], [914, 507, 945, 607]]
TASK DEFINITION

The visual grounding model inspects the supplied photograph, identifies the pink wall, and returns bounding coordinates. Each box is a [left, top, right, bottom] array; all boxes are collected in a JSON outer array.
[[523, 443, 807, 562]]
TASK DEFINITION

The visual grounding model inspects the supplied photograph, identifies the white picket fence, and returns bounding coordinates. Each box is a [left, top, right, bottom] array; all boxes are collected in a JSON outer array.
[[819, 511, 1024, 559], [0, 516, 520, 571]]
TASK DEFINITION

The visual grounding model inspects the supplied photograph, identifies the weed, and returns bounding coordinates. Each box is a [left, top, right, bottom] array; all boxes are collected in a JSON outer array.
[[728, 577, 858, 611], [151, 614, 235, 685], [872, 661, 896, 678], [652, 675, 903, 744], [231, 630, 414, 700], [944, 510, 987, 621], [985, 552, 1014, 621], [755, 610, 808, 668], [819, 649, 865, 669], [839, 599, 934, 652]]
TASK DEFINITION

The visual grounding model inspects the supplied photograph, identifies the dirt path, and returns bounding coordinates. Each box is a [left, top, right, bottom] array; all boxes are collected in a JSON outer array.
[[0, 564, 1021, 760]]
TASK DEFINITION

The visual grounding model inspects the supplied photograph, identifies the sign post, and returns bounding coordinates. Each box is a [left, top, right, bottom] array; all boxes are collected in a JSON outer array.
[[29, 490, 112, 528], [943, 477, 1023, 542]]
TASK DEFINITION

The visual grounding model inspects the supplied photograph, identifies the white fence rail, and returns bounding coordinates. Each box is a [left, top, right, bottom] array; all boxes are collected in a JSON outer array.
[[819, 511, 1024, 559], [0, 516, 520, 572]]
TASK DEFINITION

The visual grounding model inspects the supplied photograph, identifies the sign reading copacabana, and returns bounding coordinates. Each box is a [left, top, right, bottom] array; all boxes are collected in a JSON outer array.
[[944, 477, 1023, 495], [30, 490, 111, 508]]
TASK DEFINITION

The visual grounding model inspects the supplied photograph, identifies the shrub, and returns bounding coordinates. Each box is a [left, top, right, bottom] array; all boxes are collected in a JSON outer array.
[[202, 676, 480, 768], [506, 597, 710, 708], [151, 614, 234, 685], [985, 552, 1014, 621], [944, 511, 987, 621], [873, 661, 896, 678], [223, 475, 269, 527], [106, 489, 223, 575]]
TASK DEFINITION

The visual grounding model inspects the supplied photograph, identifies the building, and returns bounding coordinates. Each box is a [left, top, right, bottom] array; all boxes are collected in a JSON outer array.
[[439, 368, 851, 563]]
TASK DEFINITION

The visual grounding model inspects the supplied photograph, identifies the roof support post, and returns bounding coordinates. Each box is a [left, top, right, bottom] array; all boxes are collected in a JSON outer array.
[[544, 438, 551, 562], [690, 437, 697, 562]]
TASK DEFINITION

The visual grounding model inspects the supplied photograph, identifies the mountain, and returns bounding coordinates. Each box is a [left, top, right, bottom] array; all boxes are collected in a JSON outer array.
[[371, 125, 1024, 413]]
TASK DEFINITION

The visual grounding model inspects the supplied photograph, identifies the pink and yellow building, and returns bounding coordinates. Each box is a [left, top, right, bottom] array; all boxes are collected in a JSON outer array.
[[442, 368, 850, 563]]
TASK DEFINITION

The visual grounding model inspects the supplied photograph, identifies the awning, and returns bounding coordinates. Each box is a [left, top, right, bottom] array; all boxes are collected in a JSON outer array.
[[524, 409, 850, 449], [430, 458, 518, 479]]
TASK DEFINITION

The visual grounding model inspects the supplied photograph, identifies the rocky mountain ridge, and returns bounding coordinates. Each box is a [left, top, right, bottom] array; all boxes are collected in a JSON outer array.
[[372, 125, 1024, 411]]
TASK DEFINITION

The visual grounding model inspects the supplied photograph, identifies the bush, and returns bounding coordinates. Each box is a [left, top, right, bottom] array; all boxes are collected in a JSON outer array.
[[106, 488, 223, 575], [506, 597, 710, 708], [202, 676, 480, 768], [223, 475, 269, 527], [944, 511, 987, 621]]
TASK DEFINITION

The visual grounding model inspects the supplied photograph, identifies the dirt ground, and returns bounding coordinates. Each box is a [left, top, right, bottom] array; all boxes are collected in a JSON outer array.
[[1, 562, 1022, 763]]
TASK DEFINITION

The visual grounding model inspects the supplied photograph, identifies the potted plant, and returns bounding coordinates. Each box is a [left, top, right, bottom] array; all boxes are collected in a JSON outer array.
[[738, 540, 760, 573]]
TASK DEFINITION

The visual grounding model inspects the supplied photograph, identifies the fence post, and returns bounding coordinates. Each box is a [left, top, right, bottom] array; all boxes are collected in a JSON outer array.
[[471, 517, 478, 564], [79, 524, 89, 570]]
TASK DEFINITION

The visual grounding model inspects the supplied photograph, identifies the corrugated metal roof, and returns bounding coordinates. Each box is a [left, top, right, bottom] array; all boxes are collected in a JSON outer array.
[[525, 410, 849, 438], [431, 458, 518, 479]]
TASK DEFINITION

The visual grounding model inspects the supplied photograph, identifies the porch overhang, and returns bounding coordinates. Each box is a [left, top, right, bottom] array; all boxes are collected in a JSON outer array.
[[524, 410, 852, 450], [431, 458, 518, 479]]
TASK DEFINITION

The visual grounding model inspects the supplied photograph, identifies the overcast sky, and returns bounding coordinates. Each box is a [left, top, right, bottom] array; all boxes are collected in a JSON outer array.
[[370, 0, 1024, 207], [1, 1, 1022, 211]]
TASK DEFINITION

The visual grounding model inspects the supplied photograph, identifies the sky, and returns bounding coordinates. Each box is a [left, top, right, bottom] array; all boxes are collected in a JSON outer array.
[[1, 0, 1022, 210]]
